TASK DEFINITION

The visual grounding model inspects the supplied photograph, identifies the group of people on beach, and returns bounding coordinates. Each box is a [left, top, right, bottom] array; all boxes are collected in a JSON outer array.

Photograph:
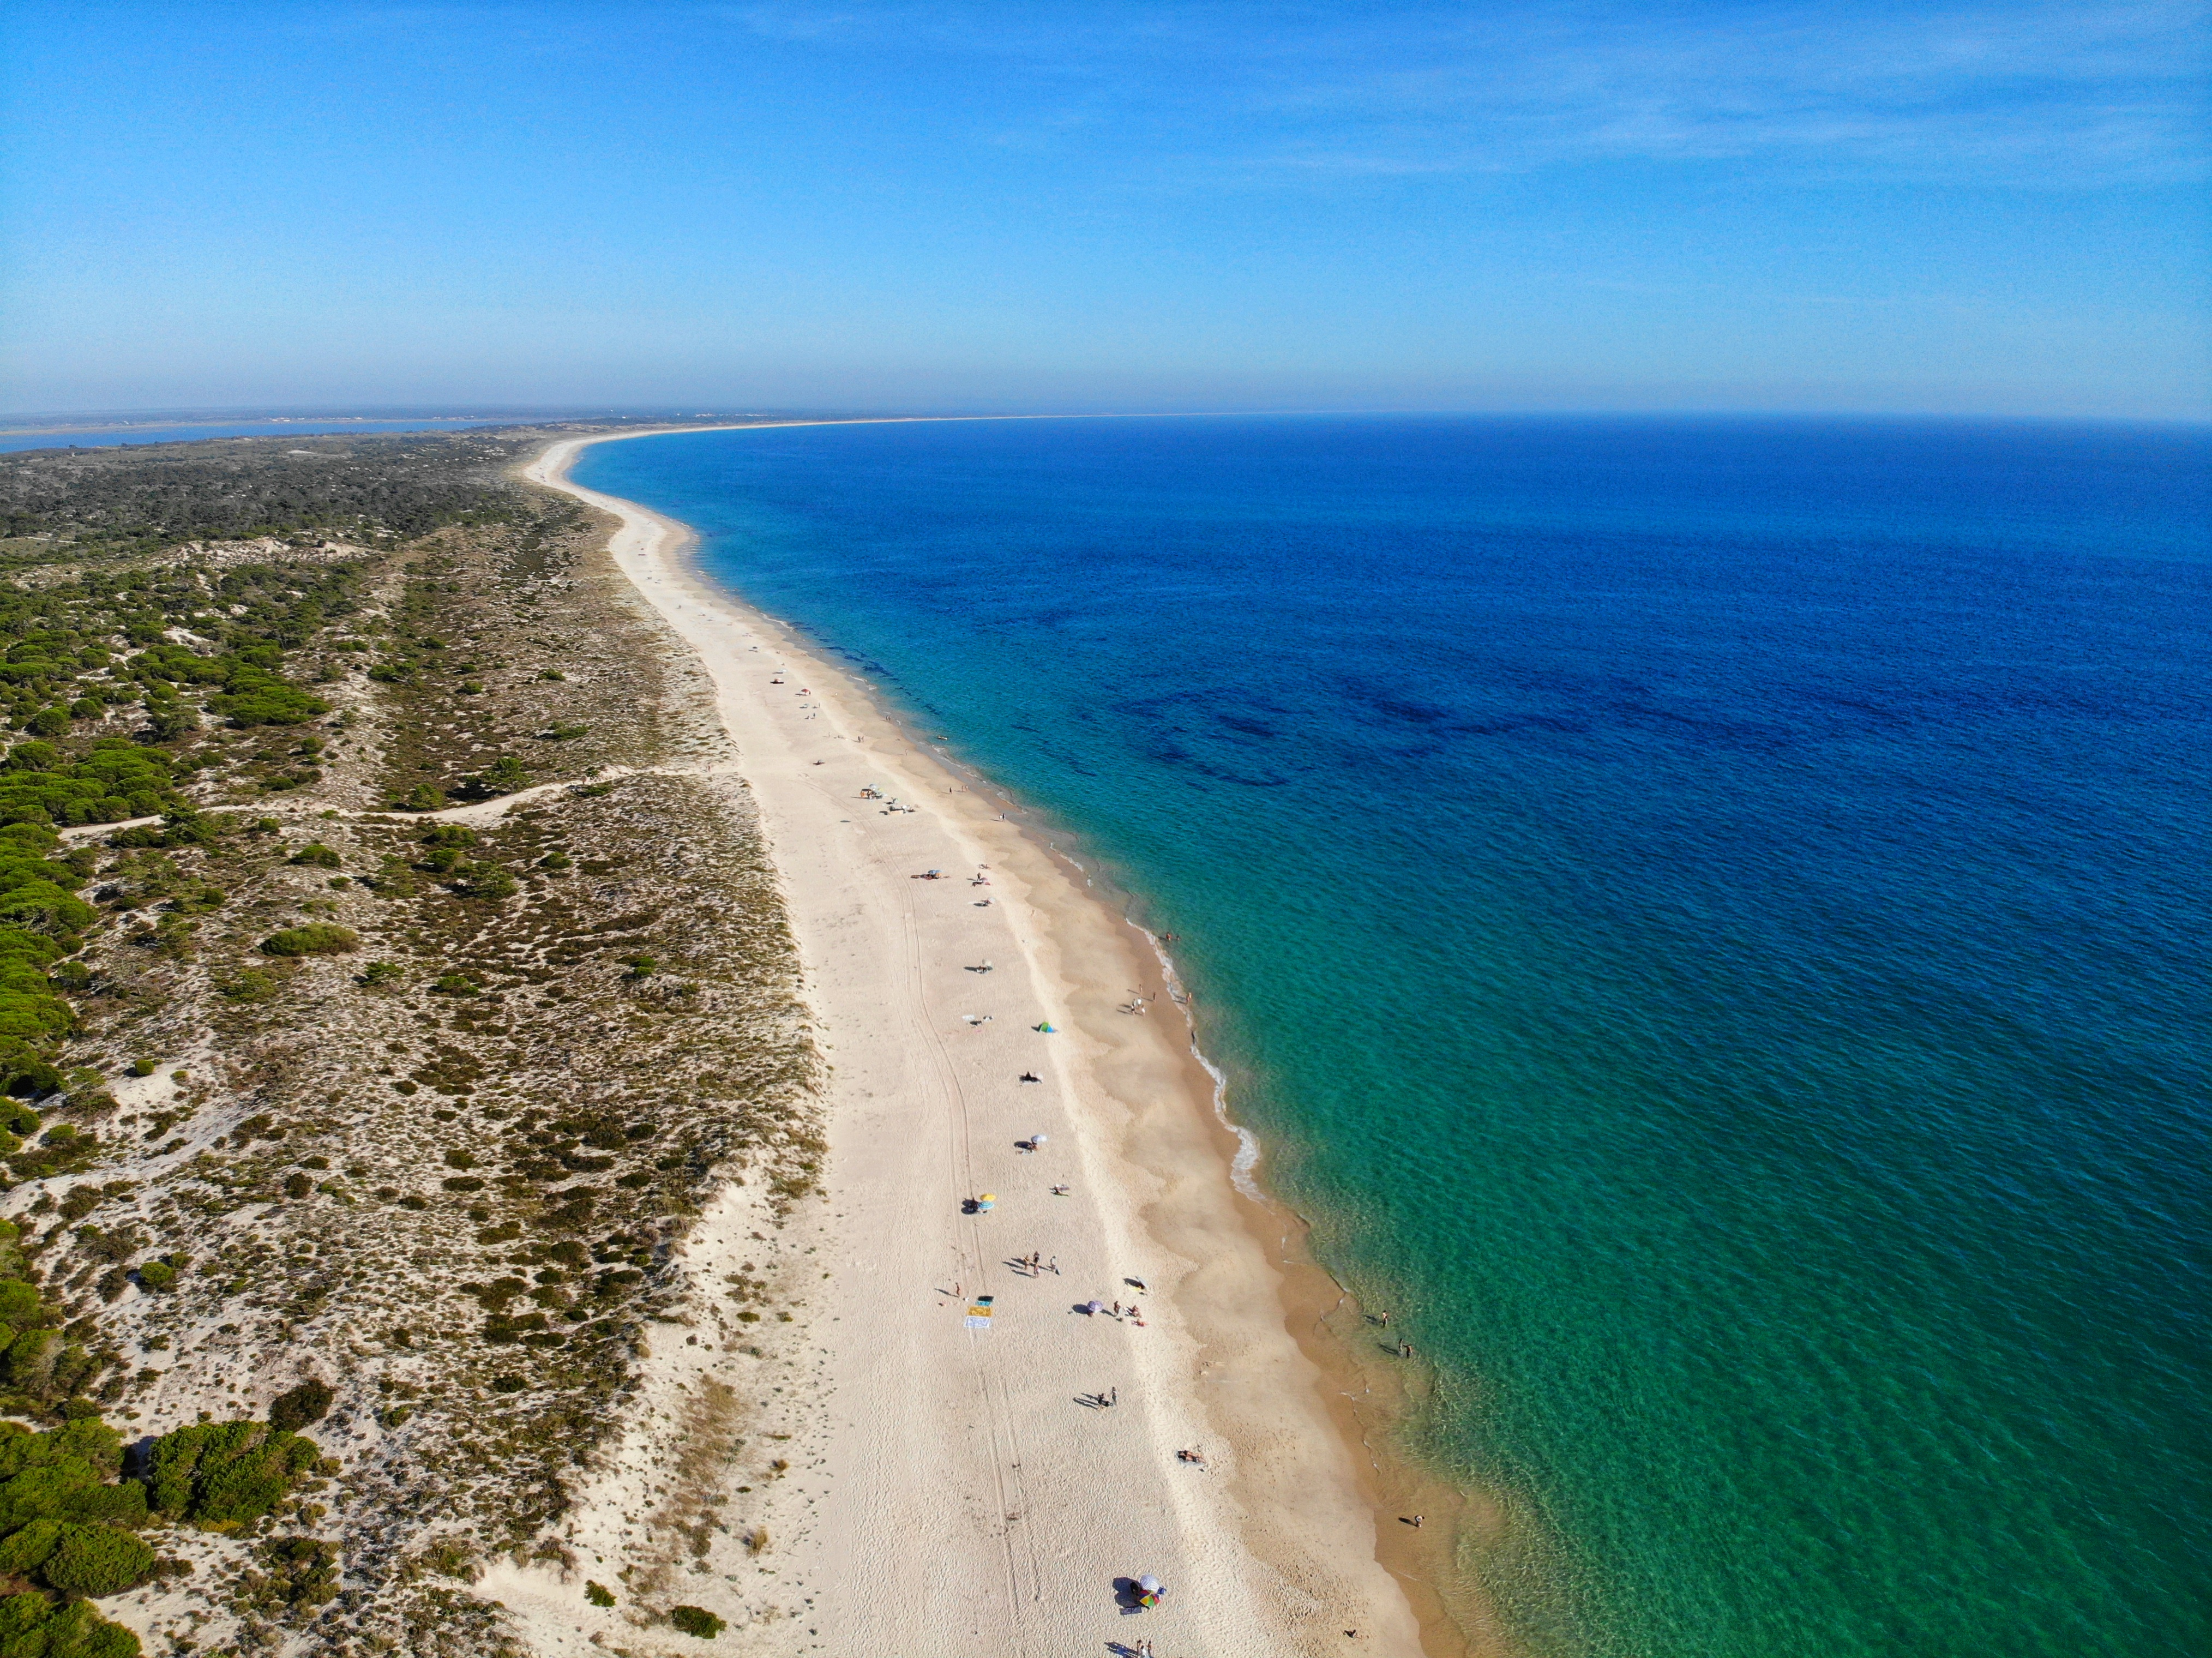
[[918, 837, 1206, 1653]]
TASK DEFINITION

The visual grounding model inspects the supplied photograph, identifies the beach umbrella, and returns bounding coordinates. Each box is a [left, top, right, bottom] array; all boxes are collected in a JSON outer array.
[[1137, 1575, 1162, 1595]]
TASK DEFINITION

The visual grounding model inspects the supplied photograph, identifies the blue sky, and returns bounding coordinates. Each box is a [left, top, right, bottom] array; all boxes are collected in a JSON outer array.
[[2, 1, 2205, 417]]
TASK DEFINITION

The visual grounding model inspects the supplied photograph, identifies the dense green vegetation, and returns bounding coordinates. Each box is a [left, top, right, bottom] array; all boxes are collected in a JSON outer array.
[[0, 1224, 102, 1410], [0, 1419, 151, 1655], [0, 1588, 139, 1657], [0, 1405, 326, 1656], [146, 1420, 321, 1530], [0, 525, 365, 1095], [0, 561, 353, 743], [0, 428, 819, 1647], [258, 925, 358, 958], [0, 431, 536, 558]]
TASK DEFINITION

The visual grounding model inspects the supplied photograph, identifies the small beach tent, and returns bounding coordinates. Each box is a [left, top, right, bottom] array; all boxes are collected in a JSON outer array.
[[1035, 1022, 1056, 1032]]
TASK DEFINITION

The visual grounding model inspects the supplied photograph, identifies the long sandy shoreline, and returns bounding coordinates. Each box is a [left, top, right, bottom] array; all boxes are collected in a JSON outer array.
[[517, 428, 1426, 1655]]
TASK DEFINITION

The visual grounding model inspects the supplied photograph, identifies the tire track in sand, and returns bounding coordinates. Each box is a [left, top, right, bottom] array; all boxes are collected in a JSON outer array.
[[891, 870, 1047, 1653]]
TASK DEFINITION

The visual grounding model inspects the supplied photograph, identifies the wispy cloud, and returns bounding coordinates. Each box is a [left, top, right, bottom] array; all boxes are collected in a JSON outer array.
[[722, 0, 2211, 186]]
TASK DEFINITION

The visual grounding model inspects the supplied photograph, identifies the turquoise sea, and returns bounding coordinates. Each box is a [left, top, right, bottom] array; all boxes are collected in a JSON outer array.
[[575, 415, 2211, 1658]]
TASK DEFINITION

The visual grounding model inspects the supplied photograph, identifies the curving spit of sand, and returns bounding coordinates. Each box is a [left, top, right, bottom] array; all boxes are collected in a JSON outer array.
[[506, 429, 1423, 1656]]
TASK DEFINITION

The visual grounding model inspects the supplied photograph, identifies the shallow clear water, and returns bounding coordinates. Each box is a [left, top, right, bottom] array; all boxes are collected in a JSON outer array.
[[576, 414, 2211, 1658]]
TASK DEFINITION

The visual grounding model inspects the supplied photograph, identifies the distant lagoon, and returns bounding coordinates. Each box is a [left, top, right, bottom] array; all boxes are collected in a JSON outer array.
[[0, 418, 504, 454]]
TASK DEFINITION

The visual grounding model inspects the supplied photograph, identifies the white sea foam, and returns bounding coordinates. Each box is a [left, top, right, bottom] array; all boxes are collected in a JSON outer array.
[[1144, 926, 1264, 1200]]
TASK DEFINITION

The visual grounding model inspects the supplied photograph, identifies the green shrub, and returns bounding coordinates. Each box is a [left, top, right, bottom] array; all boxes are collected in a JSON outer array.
[[454, 866, 516, 902], [205, 666, 326, 729], [0, 1417, 158, 1620], [217, 968, 278, 1002], [422, 825, 477, 849], [0, 1589, 141, 1656], [585, 1580, 615, 1607], [359, 961, 404, 986], [286, 843, 341, 868], [259, 924, 357, 957], [365, 855, 418, 897], [134, 1260, 176, 1293], [7, 1125, 100, 1185], [126, 1059, 154, 1078], [280, 1173, 311, 1200], [145, 1420, 319, 1529], [0, 1281, 41, 1329], [40, 1524, 156, 1597], [252, 1534, 338, 1611], [266, 1379, 333, 1433], [0, 1517, 62, 1577], [458, 756, 528, 798], [143, 702, 200, 742], [430, 972, 479, 997], [399, 784, 445, 812], [669, 1605, 725, 1638]]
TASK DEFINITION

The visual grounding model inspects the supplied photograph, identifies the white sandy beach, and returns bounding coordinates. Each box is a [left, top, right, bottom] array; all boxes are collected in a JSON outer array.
[[488, 430, 1425, 1656]]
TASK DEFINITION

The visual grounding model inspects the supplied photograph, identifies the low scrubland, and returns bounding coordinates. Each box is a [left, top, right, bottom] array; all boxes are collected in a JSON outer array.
[[0, 429, 821, 1655]]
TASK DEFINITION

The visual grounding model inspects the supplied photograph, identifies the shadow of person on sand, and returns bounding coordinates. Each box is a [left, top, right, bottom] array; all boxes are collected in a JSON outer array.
[[1110, 1577, 1150, 1615]]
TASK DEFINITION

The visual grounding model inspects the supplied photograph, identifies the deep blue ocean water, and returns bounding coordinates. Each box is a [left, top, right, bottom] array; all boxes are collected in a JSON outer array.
[[575, 415, 2211, 1658]]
